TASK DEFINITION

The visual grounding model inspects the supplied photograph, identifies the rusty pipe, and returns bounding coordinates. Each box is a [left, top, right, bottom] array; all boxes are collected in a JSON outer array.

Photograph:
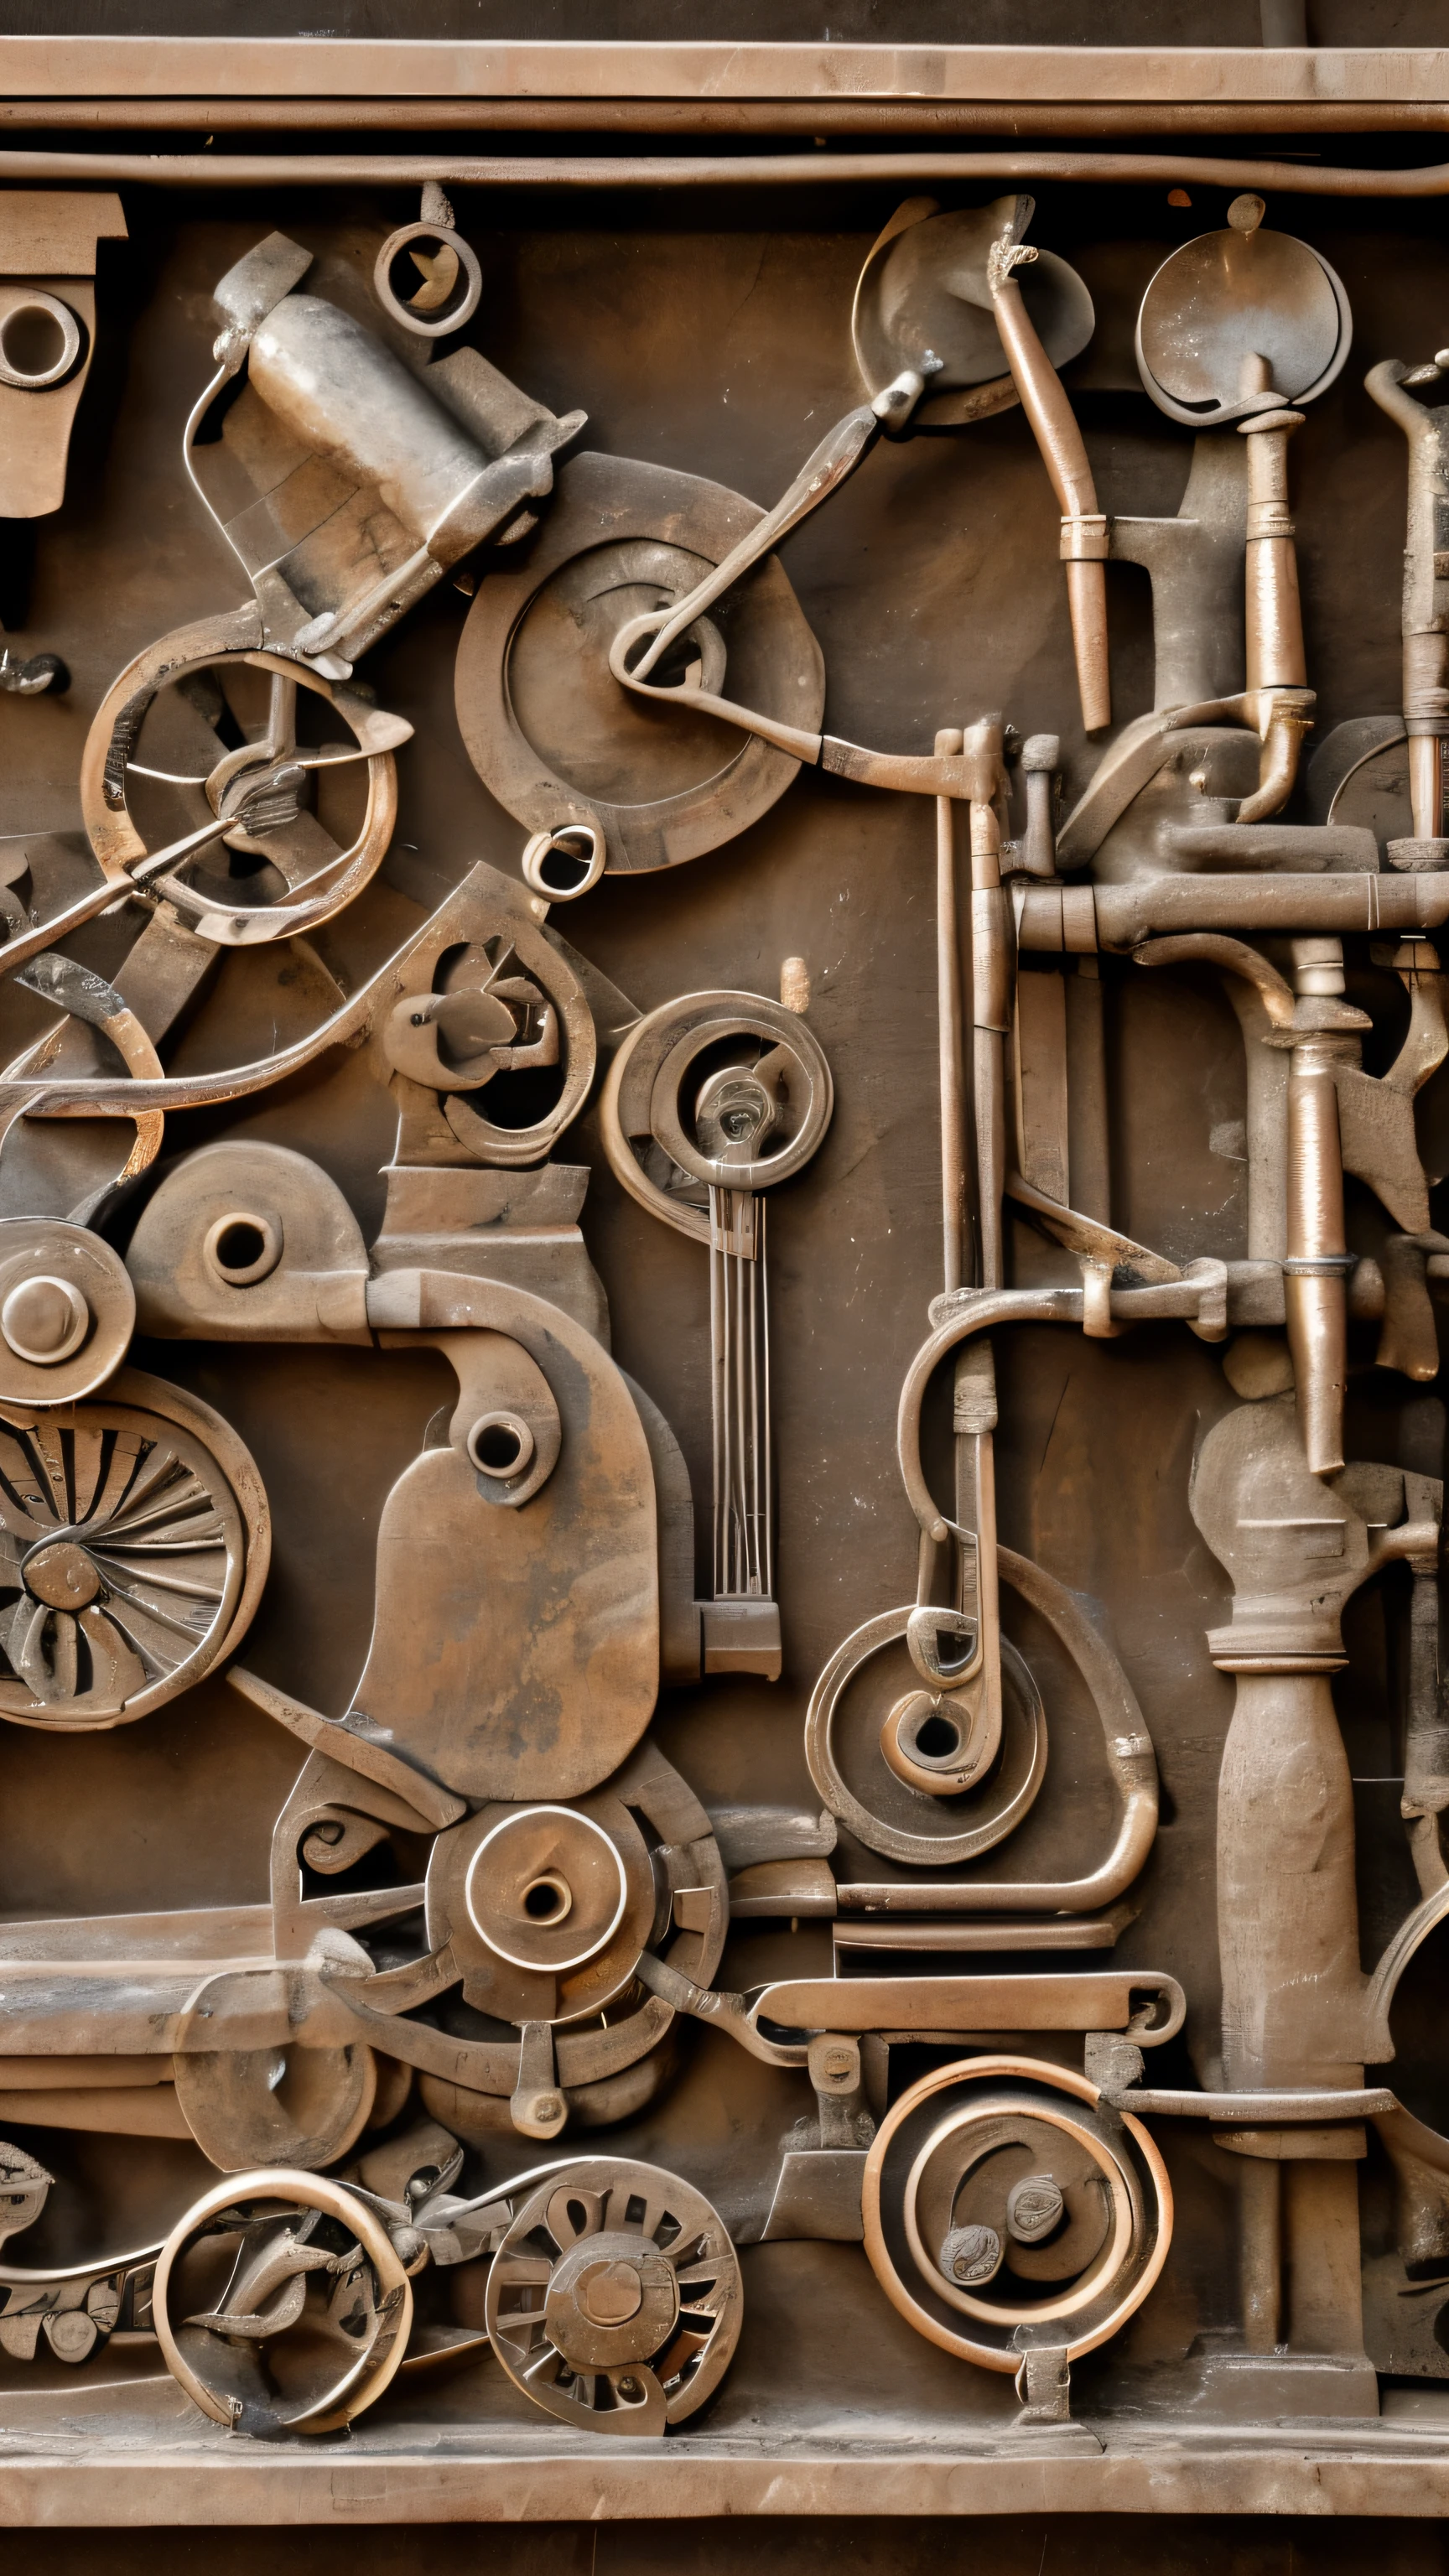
[[1239, 2158, 1282, 2354], [989, 252, 1110, 734], [1237, 406, 1312, 823], [13, 147, 1449, 195], [1285, 1033, 1351, 1478], [1016, 872, 1449, 953], [1219, 1673, 1368, 2085], [936, 733, 969, 1299], [968, 721, 1010, 1291]]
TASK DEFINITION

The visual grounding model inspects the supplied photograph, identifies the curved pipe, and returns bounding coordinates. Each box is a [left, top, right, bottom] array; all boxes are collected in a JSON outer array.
[[897, 1287, 1082, 1544], [838, 1539, 1161, 1918], [1132, 933, 1296, 1028], [989, 252, 1109, 733]]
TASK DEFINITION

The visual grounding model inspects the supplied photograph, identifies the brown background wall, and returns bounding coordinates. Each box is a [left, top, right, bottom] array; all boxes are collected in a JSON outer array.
[[3, 2520, 1449, 2571], [0, 0, 1440, 51], [3, 0, 1442, 2561]]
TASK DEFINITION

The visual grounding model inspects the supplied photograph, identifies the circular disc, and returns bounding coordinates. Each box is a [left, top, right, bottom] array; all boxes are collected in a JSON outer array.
[[0, 1219, 134, 1405], [173, 2033, 377, 2172], [426, 1788, 657, 2025], [1136, 227, 1351, 424], [601, 990, 834, 1246], [0, 1366, 268, 1730], [455, 452, 825, 872], [854, 204, 1095, 428], [484, 2156, 743, 2433], [80, 625, 399, 947]]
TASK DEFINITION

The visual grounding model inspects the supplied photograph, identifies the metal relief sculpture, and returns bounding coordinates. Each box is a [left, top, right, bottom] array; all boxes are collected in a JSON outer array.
[[5, 147, 1449, 2477]]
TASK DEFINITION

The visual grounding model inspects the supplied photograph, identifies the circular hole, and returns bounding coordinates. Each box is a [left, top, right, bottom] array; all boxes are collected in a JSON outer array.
[[373, 223, 482, 340], [467, 1411, 537, 1480], [1, 302, 69, 384], [387, 235, 469, 322], [621, 624, 704, 690], [522, 1874, 569, 1922], [539, 844, 592, 893], [203, 1210, 282, 1287], [914, 1710, 962, 1760], [214, 1219, 267, 1275]]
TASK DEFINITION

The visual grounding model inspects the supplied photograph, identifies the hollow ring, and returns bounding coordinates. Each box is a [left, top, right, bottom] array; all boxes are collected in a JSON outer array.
[[0, 289, 82, 391], [372, 221, 483, 339]]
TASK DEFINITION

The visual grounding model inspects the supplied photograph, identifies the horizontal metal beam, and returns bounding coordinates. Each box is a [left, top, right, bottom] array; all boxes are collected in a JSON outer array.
[[0, 39, 1446, 107]]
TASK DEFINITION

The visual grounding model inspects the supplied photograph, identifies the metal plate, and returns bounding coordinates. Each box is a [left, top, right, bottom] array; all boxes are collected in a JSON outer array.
[[454, 449, 825, 871]]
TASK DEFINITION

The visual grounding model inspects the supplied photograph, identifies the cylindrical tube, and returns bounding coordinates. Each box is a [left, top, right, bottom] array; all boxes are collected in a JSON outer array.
[[1285, 1032, 1349, 1477], [1242, 409, 1307, 696], [989, 269, 1110, 733], [1410, 725, 1446, 841], [247, 293, 496, 556], [970, 784, 1010, 1292], [935, 734, 969, 1298]]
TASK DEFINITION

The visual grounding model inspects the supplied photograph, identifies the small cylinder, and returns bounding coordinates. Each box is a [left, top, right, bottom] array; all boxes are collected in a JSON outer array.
[[248, 293, 495, 558], [1285, 1037, 1348, 1477], [1409, 730, 1445, 842], [1241, 412, 1306, 697]]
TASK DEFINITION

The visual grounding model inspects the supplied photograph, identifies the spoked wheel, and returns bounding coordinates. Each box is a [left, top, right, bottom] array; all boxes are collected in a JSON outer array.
[[80, 625, 409, 947], [0, 1367, 268, 1727], [485, 2157, 743, 2434], [153, 2170, 412, 2435]]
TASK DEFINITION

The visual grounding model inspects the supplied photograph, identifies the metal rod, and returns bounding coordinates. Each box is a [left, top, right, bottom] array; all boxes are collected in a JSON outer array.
[[761, 1203, 772, 1601], [935, 739, 969, 1301], [989, 262, 1109, 734], [968, 729, 1010, 1293], [12, 102, 1449, 138], [709, 1186, 726, 1599], [1285, 1037, 1349, 1477], [7, 145, 1449, 193]]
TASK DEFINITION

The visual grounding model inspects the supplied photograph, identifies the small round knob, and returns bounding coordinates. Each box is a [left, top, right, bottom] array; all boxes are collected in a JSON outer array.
[[579, 2260, 644, 2327], [1006, 2174, 1065, 2244], [939, 2223, 1002, 2288], [23, 1540, 101, 1610], [2, 1274, 90, 1366]]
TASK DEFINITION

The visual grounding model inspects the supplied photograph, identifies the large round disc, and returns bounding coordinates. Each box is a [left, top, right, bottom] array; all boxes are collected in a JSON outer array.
[[454, 452, 825, 873]]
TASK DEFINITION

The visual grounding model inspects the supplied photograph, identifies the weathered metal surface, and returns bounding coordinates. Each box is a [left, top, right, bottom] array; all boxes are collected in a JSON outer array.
[[3, 62, 1449, 2532]]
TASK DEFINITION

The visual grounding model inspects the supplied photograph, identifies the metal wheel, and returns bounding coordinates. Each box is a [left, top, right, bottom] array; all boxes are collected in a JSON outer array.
[[484, 2156, 742, 2434], [863, 2057, 1171, 2371], [153, 2169, 412, 2435], [0, 1367, 268, 1727], [80, 628, 408, 947]]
